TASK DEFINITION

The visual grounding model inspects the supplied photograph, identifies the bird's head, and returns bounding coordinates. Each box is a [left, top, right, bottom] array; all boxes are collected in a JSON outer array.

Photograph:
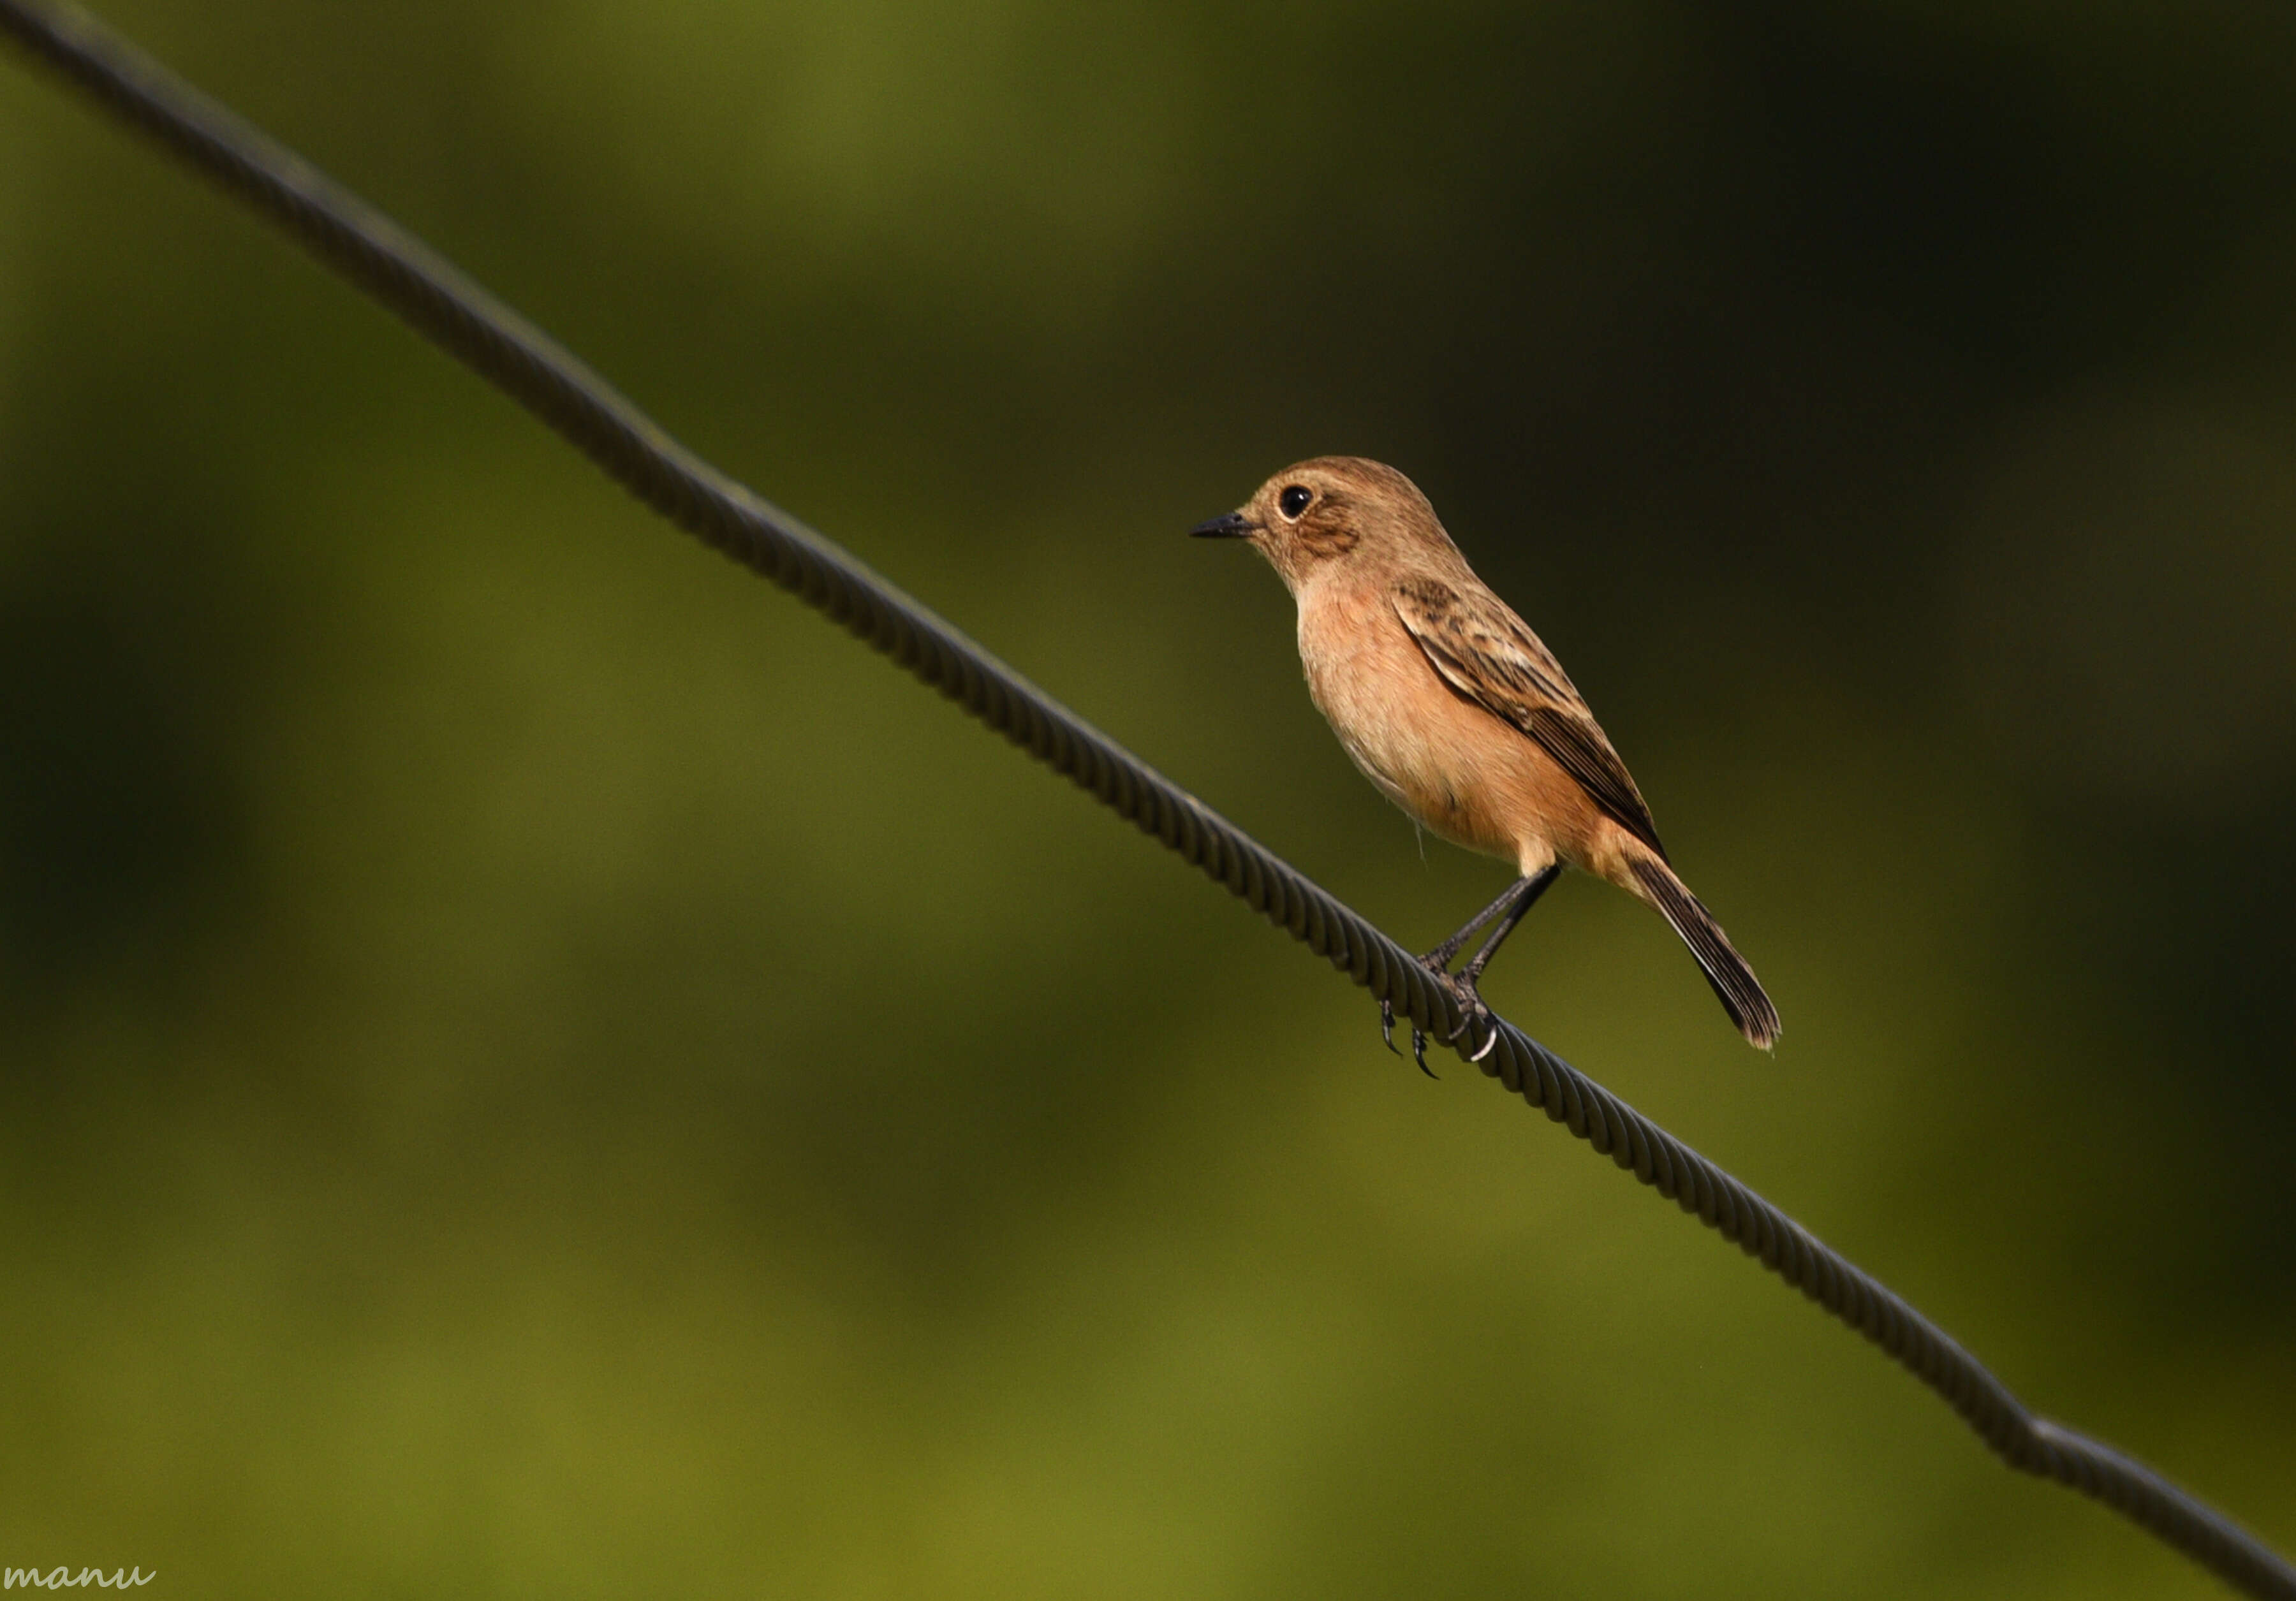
[[1191, 456, 1450, 591]]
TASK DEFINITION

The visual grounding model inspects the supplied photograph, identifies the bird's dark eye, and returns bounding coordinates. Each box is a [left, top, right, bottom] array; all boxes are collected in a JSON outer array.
[[1278, 485, 1313, 519]]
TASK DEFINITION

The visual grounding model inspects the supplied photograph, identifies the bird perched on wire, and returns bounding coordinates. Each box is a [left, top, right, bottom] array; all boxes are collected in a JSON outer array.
[[1193, 456, 1778, 1069]]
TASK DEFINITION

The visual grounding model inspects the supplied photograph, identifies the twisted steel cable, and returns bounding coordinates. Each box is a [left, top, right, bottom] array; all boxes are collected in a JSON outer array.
[[2, 3, 2288, 1595]]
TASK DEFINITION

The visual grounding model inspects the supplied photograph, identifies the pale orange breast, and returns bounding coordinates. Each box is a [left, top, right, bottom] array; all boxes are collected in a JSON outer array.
[[1294, 581, 1601, 875]]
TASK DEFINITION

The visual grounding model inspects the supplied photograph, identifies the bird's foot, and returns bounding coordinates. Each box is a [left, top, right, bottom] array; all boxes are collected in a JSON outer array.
[[1380, 956, 1501, 1076], [1436, 970, 1501, 1064]]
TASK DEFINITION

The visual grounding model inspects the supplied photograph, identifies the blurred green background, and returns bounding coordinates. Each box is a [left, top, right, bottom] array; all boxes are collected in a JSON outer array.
[[1, 0, 2292, 1594]]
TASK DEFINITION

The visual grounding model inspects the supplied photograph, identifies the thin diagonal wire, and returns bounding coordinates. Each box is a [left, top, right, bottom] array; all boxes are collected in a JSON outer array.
[[1, 4, 2287, 1595]]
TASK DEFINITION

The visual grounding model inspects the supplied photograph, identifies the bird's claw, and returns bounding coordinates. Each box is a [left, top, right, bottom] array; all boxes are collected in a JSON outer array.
[[1369, 992, 1434, 1078], [1437, 970, 1499, 1062], [1381, 999, 1439, 1076], [1379, 956, 1513, 1078], [1410, 1025, 1436, 1079]]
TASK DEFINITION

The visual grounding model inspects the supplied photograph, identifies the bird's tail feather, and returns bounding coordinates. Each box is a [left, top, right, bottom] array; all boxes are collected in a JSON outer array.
[[1626, 856, 1781, 1049]]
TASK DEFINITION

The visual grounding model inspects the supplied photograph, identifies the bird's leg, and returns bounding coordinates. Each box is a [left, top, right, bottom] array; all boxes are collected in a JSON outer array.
[[1437, 865, 1561, 1057], [1421, 876, 1536, 973], [1455, 864, 1560, 991], [1383, 878, 1517, 1069], [1381, 866, 1561, 1071]]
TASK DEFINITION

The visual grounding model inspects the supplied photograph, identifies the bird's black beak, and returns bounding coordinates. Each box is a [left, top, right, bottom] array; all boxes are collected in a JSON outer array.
[[1190, 511, 1255, 539]]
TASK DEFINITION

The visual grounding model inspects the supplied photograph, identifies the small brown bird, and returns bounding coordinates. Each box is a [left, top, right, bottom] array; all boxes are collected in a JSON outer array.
[[1193, 456, 1778, 1066]]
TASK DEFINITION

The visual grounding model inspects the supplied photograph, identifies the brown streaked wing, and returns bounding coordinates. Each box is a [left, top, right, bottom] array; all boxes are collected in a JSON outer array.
[[1392, 578, 1669, 861]]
